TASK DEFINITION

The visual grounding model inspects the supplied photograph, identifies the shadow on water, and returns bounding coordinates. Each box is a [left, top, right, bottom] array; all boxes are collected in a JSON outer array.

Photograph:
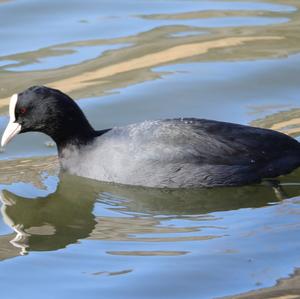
[[1, 170, 300, 259]]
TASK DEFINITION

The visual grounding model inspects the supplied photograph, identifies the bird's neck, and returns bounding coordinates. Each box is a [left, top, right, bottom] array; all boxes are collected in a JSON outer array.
[[50, 119, 96, 156], [55, 126, 112, 157], [56, 130, 96, 156]]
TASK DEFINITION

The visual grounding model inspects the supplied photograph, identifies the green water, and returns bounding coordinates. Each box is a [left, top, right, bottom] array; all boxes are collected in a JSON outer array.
[[0, 0, 300, 298]]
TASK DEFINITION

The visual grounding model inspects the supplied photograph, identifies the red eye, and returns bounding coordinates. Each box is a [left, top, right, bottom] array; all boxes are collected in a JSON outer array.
[[19, 107, 27, 115]]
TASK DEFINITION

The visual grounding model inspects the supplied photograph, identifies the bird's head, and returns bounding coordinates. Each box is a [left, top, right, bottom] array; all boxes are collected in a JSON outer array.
[[1, 86, 95, 149]]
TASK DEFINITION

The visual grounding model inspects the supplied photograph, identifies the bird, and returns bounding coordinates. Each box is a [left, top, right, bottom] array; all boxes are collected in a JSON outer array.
[[1, 86, 300, 188]]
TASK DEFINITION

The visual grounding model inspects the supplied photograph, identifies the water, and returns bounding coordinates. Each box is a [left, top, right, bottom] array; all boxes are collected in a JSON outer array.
[[0, 0, 300, 298]]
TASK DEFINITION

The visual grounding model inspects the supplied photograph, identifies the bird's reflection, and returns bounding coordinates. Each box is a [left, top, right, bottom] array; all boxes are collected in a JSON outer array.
[[0, 174, 97, 255], [1, 170, 300, 258]]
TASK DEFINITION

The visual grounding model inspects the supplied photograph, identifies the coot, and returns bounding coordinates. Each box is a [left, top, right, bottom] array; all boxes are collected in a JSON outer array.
[[2, 86, 300, 188]]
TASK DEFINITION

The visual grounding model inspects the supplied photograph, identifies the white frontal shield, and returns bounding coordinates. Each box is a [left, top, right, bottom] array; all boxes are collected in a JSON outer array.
[[1, 94, 21, 147]]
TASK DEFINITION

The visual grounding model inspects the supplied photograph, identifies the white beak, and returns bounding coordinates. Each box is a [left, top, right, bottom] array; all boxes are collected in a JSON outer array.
[[1, 94, 22, 147]]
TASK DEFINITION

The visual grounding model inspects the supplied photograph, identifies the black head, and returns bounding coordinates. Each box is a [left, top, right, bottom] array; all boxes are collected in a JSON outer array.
[[1, 86, 96, 151]]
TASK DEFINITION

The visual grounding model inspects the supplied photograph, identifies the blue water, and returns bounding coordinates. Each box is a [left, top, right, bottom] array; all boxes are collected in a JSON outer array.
[[0, 0, 300, 298]]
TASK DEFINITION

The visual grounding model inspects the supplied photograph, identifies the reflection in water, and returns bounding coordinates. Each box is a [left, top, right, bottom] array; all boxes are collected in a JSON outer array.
[[1, 172, 300, 258], [0, 0, 300, 112], [252, 107, 300, 137], [5, 43, 133, 72], [0, 175, 97, 255], [0, 0, 300, 297]]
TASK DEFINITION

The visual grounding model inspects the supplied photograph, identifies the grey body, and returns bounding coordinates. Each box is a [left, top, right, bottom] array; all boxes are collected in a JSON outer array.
[[59, 119, 300, 188]]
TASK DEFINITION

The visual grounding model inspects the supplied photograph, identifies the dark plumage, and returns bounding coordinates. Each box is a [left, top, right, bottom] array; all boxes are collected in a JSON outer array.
[[2, 86, 300, 188]]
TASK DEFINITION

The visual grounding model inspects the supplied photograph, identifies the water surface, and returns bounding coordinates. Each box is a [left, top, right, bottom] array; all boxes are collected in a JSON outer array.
[[0, 0, 300, 298]]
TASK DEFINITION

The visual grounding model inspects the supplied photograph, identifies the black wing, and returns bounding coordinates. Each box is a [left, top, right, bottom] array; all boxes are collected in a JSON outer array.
[[164, 118, 300, 170]]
